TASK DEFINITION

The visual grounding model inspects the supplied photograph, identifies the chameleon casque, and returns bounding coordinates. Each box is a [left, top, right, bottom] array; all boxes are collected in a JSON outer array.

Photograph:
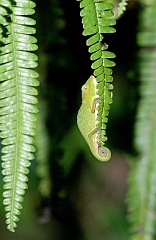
[[77, 75, 111, 161]]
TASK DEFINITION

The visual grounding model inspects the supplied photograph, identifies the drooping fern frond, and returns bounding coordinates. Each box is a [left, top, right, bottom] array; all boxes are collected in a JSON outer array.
[[127, 1, 156, 239], [77, 0, 116, 152], [117, 0, 129, 17], [0, 0, 39, 232]]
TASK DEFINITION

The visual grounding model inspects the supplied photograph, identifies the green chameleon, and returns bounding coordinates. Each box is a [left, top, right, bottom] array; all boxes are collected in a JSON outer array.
[[77, 75, 111, 161]]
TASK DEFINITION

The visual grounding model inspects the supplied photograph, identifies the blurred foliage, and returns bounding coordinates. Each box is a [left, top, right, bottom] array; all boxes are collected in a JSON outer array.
[[1, 0, 155, 239], [127, 1, 156, 239]]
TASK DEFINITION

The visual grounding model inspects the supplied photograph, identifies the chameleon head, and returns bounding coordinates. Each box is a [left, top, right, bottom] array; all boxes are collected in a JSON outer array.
[[98, 146, 111, 161], [81, 75, 97, 101]]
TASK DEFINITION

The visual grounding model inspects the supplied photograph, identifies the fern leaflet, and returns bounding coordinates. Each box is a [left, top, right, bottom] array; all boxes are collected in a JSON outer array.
[[0, 0, 39, 232], [118, 0, 129, 17]]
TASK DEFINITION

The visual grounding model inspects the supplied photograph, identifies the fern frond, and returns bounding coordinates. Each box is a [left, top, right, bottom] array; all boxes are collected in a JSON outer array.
[[0, 0, 39, 232], [127, 2, 156, 239], [118, 0, 129, 17], [77, 0, 116, 149]]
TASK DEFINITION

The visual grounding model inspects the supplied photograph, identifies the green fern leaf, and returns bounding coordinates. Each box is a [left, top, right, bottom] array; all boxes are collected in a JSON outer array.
[[77, 0, 116, 150], [0, 0, 39, 232], [118, 0, 129, 17]]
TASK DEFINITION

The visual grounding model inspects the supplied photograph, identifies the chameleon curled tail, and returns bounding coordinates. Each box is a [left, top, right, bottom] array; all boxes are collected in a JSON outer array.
[[77, 76, 111, 162], [98, 146, 111, 161]]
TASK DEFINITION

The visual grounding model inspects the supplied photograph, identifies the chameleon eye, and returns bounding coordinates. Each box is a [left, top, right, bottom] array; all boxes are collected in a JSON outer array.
[[81, 85, 88, 93], [84, 86, 88, 91]]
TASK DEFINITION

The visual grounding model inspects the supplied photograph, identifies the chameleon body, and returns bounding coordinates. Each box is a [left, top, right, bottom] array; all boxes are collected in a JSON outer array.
[[77, 76, 111, 161]]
